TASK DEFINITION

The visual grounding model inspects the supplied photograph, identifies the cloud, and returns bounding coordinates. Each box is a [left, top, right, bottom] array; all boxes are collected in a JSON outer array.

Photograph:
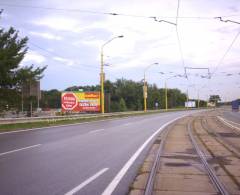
[[22, 51, 46, 64], [29, 31, 63, 40], [31, 14, 103, 33], [53, 56, 74, 66], [31, 16, 81, 32], [6, 0, 239, 99]]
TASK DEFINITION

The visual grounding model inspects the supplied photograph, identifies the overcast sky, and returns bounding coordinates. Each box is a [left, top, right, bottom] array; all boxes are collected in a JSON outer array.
[[1, 0, 240, 101]]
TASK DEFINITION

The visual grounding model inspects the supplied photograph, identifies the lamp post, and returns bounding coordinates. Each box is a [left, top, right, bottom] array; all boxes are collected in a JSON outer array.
[[164, 75, 181, 111], [197, 89, 200, 108], [100, 35, 124, 114], [143, 62, 158, 112]]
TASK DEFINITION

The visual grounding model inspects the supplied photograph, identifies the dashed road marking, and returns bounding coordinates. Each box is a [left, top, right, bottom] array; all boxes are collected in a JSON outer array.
[[0, 144, 41, 157], [65, 168, 109, 195]]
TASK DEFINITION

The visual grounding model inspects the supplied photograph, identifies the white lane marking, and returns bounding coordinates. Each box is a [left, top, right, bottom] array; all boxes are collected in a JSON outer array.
[[89, 129, 105, 134], [102, 115, 187, 195], [217, 116, 240, 131], [0, 144, 41, 156], [65, 168, 109, 195]]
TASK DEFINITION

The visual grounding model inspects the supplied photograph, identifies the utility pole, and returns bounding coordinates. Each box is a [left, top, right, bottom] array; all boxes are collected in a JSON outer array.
[[143, 72, 147, 112], [100, 35, 123, 114], [21, 89, 24, 113], [197, 90, 200, 108], [165, 81, 168, 111], [143, 62, 158, 112]]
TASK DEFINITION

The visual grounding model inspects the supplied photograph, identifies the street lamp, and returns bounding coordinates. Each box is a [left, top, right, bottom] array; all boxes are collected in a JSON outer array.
[[164, 75, 181, 111], [143, 62, 158, 112], [100, 35, 124, 114]]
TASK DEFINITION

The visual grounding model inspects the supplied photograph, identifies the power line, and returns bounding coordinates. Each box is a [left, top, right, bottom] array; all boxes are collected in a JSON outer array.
[[11, 32, 99, 71], [175, 0, 187, 79], [0, 4, 108, 15], [210, 29, 240, 78], [150, 17, 176, 25], [1, 3, 240, 21], [23, 40, 99, 70], [215, 17, 240, 25], [0, 22, 100, 70]]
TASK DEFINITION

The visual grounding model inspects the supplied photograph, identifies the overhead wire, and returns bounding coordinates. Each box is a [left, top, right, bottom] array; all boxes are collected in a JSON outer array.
[[198, 31, 240, 90], [175, 0, 188, 79], [21, 38, 100, 71], [28, 41, 99, 69], [0, 22, 100, 71], [0, 3, 240, 20], [210, 29, 240, 78], [1, 2, 240, 92]]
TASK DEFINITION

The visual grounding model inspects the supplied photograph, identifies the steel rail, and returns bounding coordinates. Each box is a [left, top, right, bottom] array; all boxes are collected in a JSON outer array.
[[201, 117, 240, 158], [187, 121, 229, 195], [144, 126, 170, 195]]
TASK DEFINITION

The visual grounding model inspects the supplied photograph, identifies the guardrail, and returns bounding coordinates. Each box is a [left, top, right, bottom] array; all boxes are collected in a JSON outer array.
[[0, 110, 165, 125], [0, 108, 204, 125]]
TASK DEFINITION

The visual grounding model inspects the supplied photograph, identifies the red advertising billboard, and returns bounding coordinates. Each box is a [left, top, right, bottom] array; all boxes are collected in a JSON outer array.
[[61, 91, 100, 112]]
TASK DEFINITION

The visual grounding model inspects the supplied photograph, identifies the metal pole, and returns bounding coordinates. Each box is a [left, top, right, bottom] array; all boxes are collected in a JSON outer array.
[[37, 91, 40, 109], [100, 36, 123, 114], [100, 48, 105, 114], [165, 81, 168, 111], [30, 101, 32, 117], [143, 72, 147, 112], [143, 62, 158, 112], [197, 90, 200, 108], [21, 88, 24, 113]]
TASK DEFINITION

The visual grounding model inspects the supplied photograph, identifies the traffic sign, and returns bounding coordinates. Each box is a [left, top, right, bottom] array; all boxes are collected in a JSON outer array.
[[61, 92, 78, 110]]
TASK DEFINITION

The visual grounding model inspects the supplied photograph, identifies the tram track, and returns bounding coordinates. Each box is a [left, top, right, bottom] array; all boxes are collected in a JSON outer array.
[[129, 110, 240, 195]]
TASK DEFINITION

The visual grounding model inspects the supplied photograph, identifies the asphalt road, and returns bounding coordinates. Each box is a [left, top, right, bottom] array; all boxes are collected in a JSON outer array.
[[222, 110, 240, 124], [0, 110, 201, 195]]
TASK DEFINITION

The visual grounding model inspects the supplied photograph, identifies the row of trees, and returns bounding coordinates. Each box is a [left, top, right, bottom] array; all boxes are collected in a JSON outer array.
[[40, 79, 188, 112], [0, 26, 208, 114]]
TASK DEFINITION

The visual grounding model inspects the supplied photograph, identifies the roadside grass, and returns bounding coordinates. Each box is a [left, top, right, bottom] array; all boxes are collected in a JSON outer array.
[[0, 114, 126, 132], [0, 108, 201, 133]]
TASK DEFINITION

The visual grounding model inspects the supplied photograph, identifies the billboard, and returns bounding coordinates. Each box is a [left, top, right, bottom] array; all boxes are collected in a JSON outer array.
[[61, 91, 100, 112], [185, 101, 196, 108], [22, 80, 41, 99]]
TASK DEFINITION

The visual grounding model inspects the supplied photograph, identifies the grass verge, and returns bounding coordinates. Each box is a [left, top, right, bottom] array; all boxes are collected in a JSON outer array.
[[0, 108, 202, 133]]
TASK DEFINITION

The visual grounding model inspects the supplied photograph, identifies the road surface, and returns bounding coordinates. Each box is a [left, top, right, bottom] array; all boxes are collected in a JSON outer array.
[[222, 109, 240, 124], [0, 110, 201, 195]]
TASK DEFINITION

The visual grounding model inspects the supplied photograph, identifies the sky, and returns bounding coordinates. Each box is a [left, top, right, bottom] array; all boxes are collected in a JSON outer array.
[[0, 0, 240, 101]]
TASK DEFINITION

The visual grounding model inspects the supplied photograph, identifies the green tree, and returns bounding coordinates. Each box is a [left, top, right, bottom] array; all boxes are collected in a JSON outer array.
[[0, 27, 28, 89], [0, 27, 28, 110], [41, 89, 61, 109], [209, 95, 221, 103], [64, 79, 188, 112], [0, 27, 47, 111], [119, 97, 127, 112]]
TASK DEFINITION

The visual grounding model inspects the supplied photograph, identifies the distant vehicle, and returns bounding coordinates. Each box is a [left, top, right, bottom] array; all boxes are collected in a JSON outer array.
[[231, 99, 239, 111]]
